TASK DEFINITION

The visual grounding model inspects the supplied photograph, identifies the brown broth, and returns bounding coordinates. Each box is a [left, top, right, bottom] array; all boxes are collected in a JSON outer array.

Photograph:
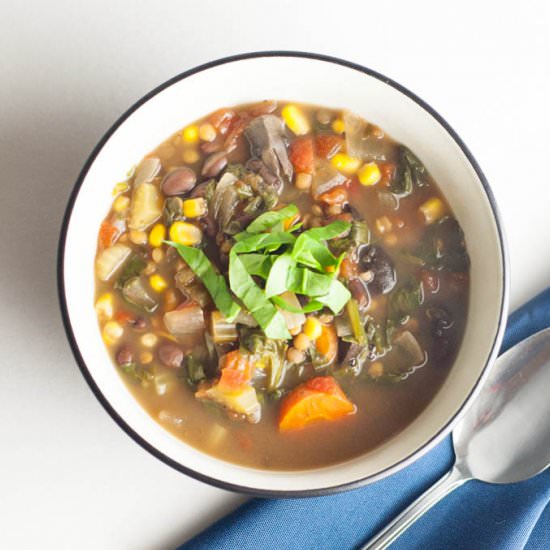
[[95, 101, 469, 470]]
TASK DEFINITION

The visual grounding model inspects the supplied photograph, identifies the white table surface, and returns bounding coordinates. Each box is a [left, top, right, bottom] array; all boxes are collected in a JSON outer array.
[[1, 1, 549, 548]]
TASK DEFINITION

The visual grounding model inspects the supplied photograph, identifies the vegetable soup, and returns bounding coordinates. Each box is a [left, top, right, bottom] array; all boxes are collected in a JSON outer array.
[[95, 101, 469, 469]]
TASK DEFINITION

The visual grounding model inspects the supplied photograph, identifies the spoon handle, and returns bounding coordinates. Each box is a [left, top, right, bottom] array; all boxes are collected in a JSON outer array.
[[360, 466, 469, 550]]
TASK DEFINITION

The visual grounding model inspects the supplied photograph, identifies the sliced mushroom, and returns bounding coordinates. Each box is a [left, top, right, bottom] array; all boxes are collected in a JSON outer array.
[[122, 276, 158, 312], [245, 115, 293, 183], [134, 157, 161, 186], [393, 330, 425, 366], [358, 245, 397, 295]]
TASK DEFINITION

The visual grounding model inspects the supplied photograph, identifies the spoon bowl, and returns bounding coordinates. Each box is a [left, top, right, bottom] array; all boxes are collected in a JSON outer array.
[[363, 327, 550, 549], [455, 328, 550, 483]]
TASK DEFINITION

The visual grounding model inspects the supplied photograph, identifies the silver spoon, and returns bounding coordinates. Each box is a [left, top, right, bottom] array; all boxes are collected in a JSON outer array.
[[362, 327, 550, 550]]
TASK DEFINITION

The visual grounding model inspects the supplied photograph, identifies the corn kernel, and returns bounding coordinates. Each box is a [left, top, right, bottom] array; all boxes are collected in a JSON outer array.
[[112, 181, 129, 196], [368, 361, 384, 378], [169, 221, 203, 246], [183, 198, 207, 218], [149, 274, 168, 293], [113, 195, 130, 213], [182, 125, 199, 143], [103, 321, 123, 345], [199, 123, 217, 142], [129, 229, 148, 245], [331, 153, 362, 175], [358, 162, 382, 186], [375, 216, 393, 234], [419, 197, 445, 224], [148, 223, 166, 247], [332, 118, 345, 134], [281, 105, 311, 136], [182, 148, 200, 164], [141, 333, 158, 348], [303, 317, 323, 340], [95, 293, 114, 322]]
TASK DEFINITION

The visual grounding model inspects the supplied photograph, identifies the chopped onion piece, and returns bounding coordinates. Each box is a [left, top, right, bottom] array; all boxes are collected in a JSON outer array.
[[393, 330, 425, 366], [163, 303, 205, 344], [312, 160, 348, 198], [210, 310, 238, 343], [95, 244, 131, 281], [276, 291, 305, 333]]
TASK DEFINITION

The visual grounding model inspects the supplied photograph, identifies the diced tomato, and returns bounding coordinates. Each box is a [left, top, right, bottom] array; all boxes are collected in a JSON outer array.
[[223, 115, 250, 153], [315, 134, 344, 159], [340, 257, 358, 280], [378, 161, 396, 187], [289, 137, 314, 174], [209, 109, 236, 135], [114, 310, 134, 325], [318, 186, 348, 205], [218, 350, 253, 390], [99, 221, 120, 248], [279, 376, 356, 431], [315, 324, 338, 364]]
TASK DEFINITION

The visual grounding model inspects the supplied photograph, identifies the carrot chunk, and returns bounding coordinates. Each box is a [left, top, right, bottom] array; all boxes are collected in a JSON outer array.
[[279, 376, 356, 431], [315, 323, 338, 364], [289, 137, 314, 174]]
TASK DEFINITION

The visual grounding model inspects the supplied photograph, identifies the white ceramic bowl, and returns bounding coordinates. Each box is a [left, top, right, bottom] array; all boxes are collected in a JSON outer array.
[[58, 52, 508, 496]]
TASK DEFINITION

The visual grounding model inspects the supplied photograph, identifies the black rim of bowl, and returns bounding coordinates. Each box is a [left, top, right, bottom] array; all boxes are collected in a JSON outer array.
[[57, 51, 509, 498]]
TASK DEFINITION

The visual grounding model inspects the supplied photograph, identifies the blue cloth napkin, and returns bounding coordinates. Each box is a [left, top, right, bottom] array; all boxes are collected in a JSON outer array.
[[179, 289, 550, 550]]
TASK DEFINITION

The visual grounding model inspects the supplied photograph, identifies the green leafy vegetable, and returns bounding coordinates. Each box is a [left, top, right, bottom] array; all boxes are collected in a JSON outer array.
[[415, 216, 469, 272], [183, 355, 206, 387], [299, 220, 351, 241], [271, 296, 323, 314], [346, 298, 367, 345], [389, 280, 424, 323], [292, 234, 340, 271], [167, 242, 240, 321], [115, 255, 147, 289], [229, 252, 290, 339], [265, 253, 294, 297], [313, 280, 351, 314], [330, 220, 370, 256], [238, 254, 275, 279], [232, 231, 296, 254], [240, 204, 299, 235], [286, 266, 334, 297], [391, 146, 428, 196], [121, 363, 153, 384]]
